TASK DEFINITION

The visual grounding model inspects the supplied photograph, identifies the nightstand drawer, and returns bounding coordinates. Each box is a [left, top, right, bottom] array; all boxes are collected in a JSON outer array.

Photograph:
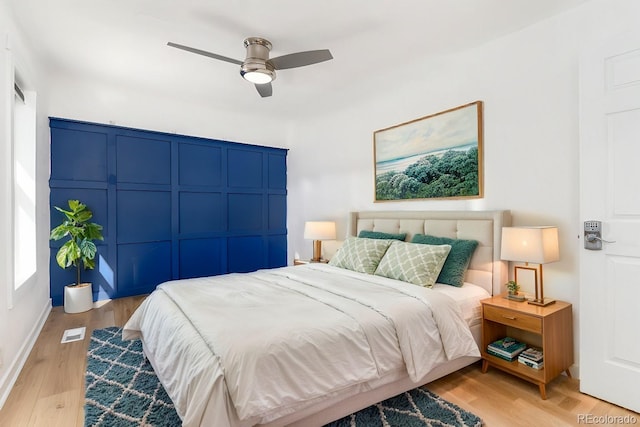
[[484, 305, 542, 333]]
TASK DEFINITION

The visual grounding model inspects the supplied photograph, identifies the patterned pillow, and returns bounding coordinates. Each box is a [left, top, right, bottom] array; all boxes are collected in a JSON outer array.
[[411, 234, 478, 287], [328, 236, 392, 274], [374, 241, 451, 288], [358, 230, 407, 241]]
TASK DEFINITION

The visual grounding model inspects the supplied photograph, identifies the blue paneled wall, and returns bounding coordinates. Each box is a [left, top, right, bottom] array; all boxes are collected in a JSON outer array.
[[49, 118, 287, 306]]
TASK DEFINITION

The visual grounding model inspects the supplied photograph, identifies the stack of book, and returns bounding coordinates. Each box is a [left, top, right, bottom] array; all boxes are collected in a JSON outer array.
[[486, 337, 526, 361], [518, 347, 544, 369]]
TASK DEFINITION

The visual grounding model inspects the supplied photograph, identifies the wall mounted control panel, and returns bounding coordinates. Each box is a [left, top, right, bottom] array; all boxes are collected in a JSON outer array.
[[584, 220, 602, 250]]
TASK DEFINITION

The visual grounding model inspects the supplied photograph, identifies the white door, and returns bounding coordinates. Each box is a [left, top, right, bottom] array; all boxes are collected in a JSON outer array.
[[579, 28, 640, 413]]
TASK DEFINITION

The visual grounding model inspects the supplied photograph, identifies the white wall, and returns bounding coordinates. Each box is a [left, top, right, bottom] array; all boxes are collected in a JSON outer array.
[[289, 4, 581, 283], [0, 0, 52, 408], [287, 0, 640, 375], [46, 71, 293, 151]]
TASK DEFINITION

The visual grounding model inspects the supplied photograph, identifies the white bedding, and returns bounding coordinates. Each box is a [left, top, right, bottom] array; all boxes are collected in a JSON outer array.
[[122, 263, 480, 427], [432, 282, 491, 328]]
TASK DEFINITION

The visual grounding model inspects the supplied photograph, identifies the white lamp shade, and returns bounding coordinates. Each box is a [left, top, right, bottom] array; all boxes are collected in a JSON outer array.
[[500, 226, 560, 264], [304, 221, 336, 240]]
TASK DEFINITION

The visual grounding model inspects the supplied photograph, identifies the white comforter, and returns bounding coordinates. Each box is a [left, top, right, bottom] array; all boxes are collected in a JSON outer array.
[[122, 263, 479, 427]]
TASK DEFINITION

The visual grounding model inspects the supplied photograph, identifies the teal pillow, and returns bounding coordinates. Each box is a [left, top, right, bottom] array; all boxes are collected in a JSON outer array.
[[411, 234, 478, 287], [374, 241, 451, 288], [358, 230, 407, 241]]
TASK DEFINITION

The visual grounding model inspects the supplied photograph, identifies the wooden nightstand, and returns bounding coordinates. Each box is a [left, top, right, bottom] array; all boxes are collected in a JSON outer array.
[[293, 259, 329, 266], [480, 295, 573, 399]]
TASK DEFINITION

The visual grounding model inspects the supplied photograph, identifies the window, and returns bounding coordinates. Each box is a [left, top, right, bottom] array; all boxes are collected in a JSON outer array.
[[12, 78, 37, 291]]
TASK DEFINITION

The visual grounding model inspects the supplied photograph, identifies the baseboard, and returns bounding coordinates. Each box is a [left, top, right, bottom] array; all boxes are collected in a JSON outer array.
[[0, 298, 52, 409]]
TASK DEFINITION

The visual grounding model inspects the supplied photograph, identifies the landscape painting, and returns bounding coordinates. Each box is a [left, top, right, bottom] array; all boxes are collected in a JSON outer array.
[[374, 101, 483, 201]]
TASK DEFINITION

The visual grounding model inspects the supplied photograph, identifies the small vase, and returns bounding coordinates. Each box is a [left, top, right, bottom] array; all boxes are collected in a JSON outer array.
[[64, 283, 94, 313]]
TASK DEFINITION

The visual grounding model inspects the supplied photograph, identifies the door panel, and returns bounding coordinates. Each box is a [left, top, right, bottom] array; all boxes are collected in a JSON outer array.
[[579, 29, 640, 413], [606, 257, 640, 364]]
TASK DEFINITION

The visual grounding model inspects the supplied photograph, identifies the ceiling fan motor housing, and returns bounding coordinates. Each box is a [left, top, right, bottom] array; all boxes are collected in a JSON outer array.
[[241, 37, 276, 83]]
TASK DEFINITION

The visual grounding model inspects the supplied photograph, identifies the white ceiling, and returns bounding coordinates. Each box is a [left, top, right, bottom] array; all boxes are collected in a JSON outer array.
[[7, 0, 587, 117]]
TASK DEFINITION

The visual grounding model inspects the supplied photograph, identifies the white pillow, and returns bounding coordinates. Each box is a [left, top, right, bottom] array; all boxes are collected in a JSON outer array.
[[374, 241, 451, 287]]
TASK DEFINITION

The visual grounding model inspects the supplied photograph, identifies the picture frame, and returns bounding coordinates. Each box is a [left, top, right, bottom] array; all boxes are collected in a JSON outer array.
[[373, 101, 483, 201]]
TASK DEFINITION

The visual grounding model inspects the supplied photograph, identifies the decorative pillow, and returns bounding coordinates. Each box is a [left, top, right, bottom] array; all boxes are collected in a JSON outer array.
[[411, 234, 479, 287], [328, 236, 392, 274], [374, 241, 451, 288], [358, 230, 407, 241]]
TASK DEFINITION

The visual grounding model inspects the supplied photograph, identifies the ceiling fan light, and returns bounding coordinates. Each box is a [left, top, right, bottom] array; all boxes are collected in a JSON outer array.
[[242, 70, 273, 84], [241, 58, 275, 85]]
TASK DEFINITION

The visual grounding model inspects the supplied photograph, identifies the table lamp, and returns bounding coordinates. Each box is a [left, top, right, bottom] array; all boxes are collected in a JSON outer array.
[[304, 221, 336, 262], [500, 226, 560, 306]]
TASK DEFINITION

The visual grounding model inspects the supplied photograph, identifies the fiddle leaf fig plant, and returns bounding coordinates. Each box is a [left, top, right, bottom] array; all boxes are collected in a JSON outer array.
[[50, 200, 104, 287]]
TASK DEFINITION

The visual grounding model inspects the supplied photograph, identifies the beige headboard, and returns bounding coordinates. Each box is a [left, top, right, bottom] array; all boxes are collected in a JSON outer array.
[[349, 210, 511, 296]]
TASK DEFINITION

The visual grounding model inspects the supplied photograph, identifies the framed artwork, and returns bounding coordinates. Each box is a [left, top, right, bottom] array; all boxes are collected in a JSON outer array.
[[373, 101, 483, 201]]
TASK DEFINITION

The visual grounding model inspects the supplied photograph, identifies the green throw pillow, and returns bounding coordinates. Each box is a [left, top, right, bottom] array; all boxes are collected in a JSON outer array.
[[411, 234, 479, 287], [358, 230, 407, 241], [374, 241, 451, 288], [329, 236, 392, 274]]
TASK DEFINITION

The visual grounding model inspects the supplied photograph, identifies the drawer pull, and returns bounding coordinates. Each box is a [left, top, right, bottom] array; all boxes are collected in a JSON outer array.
[[502, 315, 517, 320]]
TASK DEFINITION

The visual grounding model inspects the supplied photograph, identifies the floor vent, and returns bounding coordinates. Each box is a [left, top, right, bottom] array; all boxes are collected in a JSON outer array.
[[61, 327, 86, 344]]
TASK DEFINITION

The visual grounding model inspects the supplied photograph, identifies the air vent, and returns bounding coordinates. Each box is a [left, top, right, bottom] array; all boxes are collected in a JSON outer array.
[[61, 327, 86, 344]]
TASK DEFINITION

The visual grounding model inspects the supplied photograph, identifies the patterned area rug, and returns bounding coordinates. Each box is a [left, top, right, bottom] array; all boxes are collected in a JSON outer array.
[[85, 327, 180, 426], [85, 327, 483, 427], [325, 388, 482, 427]]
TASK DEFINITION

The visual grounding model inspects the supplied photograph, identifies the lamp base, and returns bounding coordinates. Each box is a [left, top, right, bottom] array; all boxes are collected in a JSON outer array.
[[528, 298, 556, 307], [311, 240, 323, 263]]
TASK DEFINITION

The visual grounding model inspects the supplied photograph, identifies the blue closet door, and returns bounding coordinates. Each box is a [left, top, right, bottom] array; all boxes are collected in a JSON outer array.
[[49, 118, 287, 305]]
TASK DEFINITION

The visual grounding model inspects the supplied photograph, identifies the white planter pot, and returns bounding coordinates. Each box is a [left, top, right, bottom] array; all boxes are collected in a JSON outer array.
[[64, 283, 94, 313]]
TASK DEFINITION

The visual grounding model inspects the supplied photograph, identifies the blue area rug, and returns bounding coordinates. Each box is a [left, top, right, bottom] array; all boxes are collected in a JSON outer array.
[[84, 327, 181, 426], [325, 388, 482, 427], [85, 327, 482, 427]]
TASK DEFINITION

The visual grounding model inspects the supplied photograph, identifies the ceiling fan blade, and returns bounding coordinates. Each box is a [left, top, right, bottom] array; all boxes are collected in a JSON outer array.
[[255, 82, 273, 98], [167, 42, 243, 66], [269, 49, 333, 70]]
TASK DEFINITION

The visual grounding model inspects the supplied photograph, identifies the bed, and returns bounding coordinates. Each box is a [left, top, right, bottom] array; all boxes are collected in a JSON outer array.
[[122, 209, 511, 426]]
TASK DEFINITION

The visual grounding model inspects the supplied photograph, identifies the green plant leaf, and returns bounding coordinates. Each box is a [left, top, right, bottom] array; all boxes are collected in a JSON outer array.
[[80, 239, 97, 260], [54, 205, 73, 216], [55, 244, 70, 269], [68, 199, 83, 212], [50, 224, 70, 240], [84, 223, 104, 240], [75, 210, 92, 223], [56, 240, 80, 268]]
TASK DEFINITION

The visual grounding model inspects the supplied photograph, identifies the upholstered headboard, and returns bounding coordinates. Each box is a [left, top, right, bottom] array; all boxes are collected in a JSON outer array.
[[348, 210, 511, 296]]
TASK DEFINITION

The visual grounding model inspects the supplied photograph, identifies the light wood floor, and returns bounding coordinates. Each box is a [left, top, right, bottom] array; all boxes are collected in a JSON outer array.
[[0, 296, 637, 427]]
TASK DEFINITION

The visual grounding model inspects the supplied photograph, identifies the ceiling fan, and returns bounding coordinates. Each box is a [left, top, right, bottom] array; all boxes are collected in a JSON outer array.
[[167, 37, 333, 98]]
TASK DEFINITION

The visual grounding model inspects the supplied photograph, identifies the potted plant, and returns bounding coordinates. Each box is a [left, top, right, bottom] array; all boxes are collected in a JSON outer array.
[[505, 280, 525, 301], [50, 199, 104, 313]]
